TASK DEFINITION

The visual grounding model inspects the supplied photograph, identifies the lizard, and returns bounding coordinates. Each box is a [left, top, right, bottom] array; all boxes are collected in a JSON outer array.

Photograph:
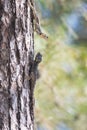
[[28, 0, 48, 40], [28, 52, 42, 123]]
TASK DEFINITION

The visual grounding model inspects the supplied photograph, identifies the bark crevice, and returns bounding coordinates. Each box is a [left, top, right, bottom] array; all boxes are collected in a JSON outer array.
[[16, 82, 21, 130]]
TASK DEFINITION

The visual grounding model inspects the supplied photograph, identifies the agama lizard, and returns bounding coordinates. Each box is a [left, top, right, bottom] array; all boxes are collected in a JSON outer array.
[[28, 52, 42, 123]]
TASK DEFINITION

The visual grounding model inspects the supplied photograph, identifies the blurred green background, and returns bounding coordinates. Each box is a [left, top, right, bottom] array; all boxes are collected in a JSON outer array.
[[34, 0, 87, 130]]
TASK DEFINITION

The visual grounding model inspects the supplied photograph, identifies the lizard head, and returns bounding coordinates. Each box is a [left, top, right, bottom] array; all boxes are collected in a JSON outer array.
[[35, 52, 42, 64]]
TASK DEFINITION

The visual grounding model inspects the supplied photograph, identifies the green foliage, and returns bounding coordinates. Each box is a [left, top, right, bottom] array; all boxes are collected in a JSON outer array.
[[35, 0, 87, 130]]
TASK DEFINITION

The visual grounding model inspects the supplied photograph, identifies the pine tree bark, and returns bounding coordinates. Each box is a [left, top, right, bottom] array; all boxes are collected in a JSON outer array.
[[0, 0, 35, 129]]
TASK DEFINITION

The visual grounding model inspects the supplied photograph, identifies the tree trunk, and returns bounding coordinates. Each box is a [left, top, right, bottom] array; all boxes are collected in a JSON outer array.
[[0, 0, 36, 129]]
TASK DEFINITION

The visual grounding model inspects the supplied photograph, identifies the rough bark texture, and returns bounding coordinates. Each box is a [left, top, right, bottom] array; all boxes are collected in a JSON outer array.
[[0, 0, 35, 129]]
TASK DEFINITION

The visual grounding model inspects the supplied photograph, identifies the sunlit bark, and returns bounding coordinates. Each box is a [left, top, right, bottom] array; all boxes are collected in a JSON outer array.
[[0, 0, 34, 129]]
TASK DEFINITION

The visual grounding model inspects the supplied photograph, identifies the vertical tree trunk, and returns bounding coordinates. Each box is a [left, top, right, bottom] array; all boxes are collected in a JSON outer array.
[[0, 0, 36, 129]]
